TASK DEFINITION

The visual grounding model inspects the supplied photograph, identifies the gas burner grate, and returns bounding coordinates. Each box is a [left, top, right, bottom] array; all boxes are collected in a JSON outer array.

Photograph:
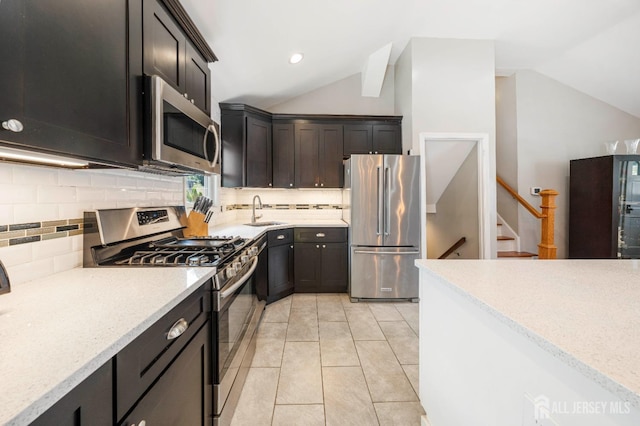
[[114, 247, 225, 267]]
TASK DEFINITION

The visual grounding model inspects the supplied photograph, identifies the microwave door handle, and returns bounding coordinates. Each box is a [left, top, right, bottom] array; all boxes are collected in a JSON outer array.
[[203, 124, 220, 169]]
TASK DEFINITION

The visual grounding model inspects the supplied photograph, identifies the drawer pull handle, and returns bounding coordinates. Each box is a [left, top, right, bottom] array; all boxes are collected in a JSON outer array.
[[277, 235, 285, 240], [316, 233, 325, 238], [167, 318, 189, 340]]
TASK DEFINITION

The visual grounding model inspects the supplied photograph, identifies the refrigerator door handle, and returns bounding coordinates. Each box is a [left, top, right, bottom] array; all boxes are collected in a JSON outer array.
[[353, 249, 420, 255], [377, 166, 383, 236], [384, 167, 391, 236]]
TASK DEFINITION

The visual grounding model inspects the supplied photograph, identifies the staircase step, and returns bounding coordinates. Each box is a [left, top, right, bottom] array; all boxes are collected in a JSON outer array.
[[497, 251, 538, 258], [497, 235, 515, 241]]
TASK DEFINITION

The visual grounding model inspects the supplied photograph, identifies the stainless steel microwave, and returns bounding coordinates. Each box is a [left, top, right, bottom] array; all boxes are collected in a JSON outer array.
[[141, 75, 220, 176]]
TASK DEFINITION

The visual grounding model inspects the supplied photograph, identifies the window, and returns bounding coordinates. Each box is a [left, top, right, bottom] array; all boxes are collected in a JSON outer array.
[[185, 174, 207, 206]]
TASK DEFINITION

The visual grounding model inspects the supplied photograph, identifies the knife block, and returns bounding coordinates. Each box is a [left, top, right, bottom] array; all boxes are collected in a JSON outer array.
[[183, 211, 209, 237]]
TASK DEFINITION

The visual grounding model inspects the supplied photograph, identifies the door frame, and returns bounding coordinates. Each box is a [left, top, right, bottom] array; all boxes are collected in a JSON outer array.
[[418, 132, 493, 259]]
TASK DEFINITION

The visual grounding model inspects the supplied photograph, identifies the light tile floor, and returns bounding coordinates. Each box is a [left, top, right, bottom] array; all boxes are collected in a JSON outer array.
[[231, 293, 425, 426]]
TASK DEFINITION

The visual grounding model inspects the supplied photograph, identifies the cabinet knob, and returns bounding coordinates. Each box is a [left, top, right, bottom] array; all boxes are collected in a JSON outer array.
[[290, 245, 293, 249], [269, 183, 272, 187], [316, 233, 325, 238], [374, 151, 378, 154], [314, 183, 318, 187], [277, 235, 285, 240], [369, 151, 372, 154], [320, 183, 324, 187], [289, 183, 293, 187], [316, 244, 320, 248], [1, 119, 23, 133], [322, 244, 326, 248]]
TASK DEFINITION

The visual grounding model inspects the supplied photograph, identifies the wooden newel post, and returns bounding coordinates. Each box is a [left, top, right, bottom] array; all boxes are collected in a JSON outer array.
[[538, 189, 559, 259]]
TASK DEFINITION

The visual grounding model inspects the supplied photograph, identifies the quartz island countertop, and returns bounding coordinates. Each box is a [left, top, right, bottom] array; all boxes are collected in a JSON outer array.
[[416, 259, 640, 411]]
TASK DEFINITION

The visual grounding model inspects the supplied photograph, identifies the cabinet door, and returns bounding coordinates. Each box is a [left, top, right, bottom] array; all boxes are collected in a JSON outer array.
[[185, 42, 211, 114], [295, 124, 321, 187], [320, 243, 348, 293], [121, 323, 211, 426], [246, 116, 273, 187], [294, 243, 322, 292], [372, 124, 402, 154], [0, 0, 140, 166], [344, 124, 372, 155], [268, 243, 295, 301], [143, 0, 186, 92], [319, 125, 344, 188], [31, 362, 112, 426], [273, 123, 295, 188]]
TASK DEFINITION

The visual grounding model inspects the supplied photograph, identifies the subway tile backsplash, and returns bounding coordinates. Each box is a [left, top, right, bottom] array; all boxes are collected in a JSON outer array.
[[0, 163, 344, 285]]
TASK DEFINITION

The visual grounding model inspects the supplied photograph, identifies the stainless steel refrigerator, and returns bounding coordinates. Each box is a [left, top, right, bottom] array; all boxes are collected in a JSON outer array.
[[343, 155, 421, 301]]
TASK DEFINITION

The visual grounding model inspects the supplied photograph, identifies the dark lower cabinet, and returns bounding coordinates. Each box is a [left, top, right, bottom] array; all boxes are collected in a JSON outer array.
[[31, 362, 112, 426], [294, 227, 348, 293], [119, 323, 211, 426], [266, 229, 295, 303]]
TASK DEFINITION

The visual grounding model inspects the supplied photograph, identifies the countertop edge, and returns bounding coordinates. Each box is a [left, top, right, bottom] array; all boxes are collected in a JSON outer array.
[[417, 262, 640, 409], [5, 271, 214, 426]]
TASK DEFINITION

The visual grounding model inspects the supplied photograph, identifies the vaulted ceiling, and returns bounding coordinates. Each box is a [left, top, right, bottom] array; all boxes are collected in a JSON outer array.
[[180, 0, 640, 117]]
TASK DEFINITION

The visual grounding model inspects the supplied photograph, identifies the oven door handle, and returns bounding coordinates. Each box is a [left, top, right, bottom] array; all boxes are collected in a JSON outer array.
[[220, 257, 258, 299]]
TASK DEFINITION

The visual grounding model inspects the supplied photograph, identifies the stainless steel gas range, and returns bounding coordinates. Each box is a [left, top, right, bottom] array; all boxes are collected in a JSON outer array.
[[83, 206, 266, 425]]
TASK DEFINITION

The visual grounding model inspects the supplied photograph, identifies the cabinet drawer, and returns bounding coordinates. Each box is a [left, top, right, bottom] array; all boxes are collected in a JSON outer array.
[[268, 228, 293, 246], [294, 227, 347, 243], [115, 281, 211, 421]]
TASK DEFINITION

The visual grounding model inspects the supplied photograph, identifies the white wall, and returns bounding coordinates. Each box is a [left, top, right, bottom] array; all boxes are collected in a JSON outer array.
[[268, 66, 396, 115], [426, 147, 479, 259], [510, 70, 640, 258], [495, 75, 519, 231], [396, 38, 498, 258], [394, 41, 414, 153]]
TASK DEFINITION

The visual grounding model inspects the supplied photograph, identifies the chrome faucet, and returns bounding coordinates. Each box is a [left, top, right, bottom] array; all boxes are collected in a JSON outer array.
[[251, 195, 263, 223]]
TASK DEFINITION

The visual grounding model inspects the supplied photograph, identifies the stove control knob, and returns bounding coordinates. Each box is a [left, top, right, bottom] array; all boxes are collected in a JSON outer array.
[[250, 247, 258, 256], [233, 261, 242, 271], [241, 255, 249, 264], [226, 268, 236, 279]]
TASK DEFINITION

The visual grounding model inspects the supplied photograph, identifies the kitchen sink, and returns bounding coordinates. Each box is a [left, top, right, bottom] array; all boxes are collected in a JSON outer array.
[[243, 221, 286, 227]]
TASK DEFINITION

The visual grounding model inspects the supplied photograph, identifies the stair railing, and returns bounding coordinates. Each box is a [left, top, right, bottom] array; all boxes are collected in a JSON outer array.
[[496, 176, 558, 259], [438, 237, 467, 259]]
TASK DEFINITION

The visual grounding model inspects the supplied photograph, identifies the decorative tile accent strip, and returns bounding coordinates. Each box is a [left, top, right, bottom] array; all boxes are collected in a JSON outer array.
[[225, 203, 344, 211], [0, 218, 85, 248], [10, 236, 41, 246]]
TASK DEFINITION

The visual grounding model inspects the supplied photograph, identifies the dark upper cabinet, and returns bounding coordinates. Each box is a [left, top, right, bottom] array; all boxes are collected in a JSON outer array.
[[272, 122, 295, 188], [31, 361, 112, 426], [220, 104, 273, 187], [343, 121, 402, 156], [0, 0, 141, 166], [569, 155, 640, 259], [295, 123, 344, 188], [143, 0, 211, 115]]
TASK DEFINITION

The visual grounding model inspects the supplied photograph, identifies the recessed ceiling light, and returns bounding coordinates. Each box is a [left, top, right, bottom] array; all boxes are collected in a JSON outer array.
[[289, 53, 304, 64]]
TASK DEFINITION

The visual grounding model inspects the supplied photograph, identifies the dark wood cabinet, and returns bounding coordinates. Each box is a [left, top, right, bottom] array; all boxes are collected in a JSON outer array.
[[220, 104, 273, 187], [120, 322, 211, 426], [569, 155, 640, 259], [31, 362, 112, 426], [266, 229, 294, 303], [343, 121, 402, 156], [116, 283, 210, 421], [294, 227, 348, 293], [143, 0, 211, 114], [294, 124, 344, 188], [0, 0, 141, 166], [272, 122, 295, 188]]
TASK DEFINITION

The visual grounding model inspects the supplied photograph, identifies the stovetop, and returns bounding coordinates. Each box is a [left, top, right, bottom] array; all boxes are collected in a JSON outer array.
[[83, 206, 249, 268]]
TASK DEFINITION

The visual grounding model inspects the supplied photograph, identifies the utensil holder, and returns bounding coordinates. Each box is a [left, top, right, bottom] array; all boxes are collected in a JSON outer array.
[[184, 211, 209, 237]]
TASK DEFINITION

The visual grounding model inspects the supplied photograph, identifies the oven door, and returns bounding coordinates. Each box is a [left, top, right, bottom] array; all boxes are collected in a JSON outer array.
[[213, 254, 265, 420], [147, 75, 220, 174]]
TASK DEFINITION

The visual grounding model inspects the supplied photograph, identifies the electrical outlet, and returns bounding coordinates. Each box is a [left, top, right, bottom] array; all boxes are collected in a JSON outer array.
[[530, 187, 542, 196], [523, 394, 561, 426]]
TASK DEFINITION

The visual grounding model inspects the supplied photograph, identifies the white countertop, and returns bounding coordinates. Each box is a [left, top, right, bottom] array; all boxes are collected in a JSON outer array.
[[416, 259, 640, 408], [208, 219, 347, 240], [0, 218, 347, 425], [0, 267, 215, 426]]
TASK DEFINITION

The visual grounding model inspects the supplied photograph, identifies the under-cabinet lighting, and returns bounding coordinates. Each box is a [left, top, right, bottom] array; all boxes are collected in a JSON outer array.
[[0, 146, 89, 168], [289, 53, 304, 64]]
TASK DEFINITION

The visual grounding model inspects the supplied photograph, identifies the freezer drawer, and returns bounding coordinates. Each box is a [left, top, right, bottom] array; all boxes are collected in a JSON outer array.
[[350, 246, 420, 300]]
